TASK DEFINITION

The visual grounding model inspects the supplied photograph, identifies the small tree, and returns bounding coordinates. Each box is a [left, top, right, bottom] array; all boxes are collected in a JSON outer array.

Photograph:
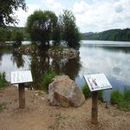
[[26, 10, 58, 47], [60, 10, 80, 49], [12, 30, 23, 47]]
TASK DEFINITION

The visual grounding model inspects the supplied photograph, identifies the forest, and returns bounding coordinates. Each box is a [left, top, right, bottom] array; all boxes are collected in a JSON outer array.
[[82, 28, 130, 41]]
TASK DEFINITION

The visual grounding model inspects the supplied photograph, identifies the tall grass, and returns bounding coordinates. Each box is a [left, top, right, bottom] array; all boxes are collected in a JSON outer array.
[[111, 90, 130, 111], [41, 71, 56, 91]]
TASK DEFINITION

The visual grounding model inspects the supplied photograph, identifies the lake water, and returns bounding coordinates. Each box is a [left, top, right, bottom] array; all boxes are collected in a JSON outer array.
[[0, 40, 130, 100]]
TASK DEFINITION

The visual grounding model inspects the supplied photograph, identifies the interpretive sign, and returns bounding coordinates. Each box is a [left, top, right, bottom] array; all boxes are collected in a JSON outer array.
[[84, 73, 112, 124], [11, 70, 33, 109], [84, 73, 112, 92], [11, 70, 33, 84]]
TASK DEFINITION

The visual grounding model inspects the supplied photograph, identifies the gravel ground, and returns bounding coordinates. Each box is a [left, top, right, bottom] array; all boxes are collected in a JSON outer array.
[[0, 86, 130, 130]]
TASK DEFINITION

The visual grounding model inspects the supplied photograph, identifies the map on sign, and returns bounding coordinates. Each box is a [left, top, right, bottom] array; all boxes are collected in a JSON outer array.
[[11, 70, 33, 84], [84, 73, 112, 92]]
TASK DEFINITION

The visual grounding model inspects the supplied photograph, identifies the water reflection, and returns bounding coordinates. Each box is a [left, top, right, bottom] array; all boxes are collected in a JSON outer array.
[[30, 48, 81, 89], [11, 51, 25, 68]]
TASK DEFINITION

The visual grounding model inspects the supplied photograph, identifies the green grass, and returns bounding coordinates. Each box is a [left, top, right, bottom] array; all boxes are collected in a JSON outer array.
[[0, 72, 7, 89], [41, 71, 57, 91], [111, 90, 130, 111]]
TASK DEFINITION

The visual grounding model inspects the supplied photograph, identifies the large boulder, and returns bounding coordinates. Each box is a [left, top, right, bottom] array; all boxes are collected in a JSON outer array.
[[48, 75, 85, 107]]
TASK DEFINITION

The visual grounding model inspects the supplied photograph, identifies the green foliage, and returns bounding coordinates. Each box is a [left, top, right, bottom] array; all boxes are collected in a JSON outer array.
[[0, 27, 11, 42], [82, 84, 91, 99], [0, 72, 7, 89], [0, 0, 26, 26], [26, 10, 58, 46], [41, 71, 56, 91], [12, 30, 23, 47], [82, 28, 130, 41], [60, 10, 80, 49], [111, 91, 124, 104], [111, 90, 130, 111], [26, 10, 80, 48]]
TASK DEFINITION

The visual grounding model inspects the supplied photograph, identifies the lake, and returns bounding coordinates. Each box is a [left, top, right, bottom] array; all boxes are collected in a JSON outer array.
[[0, 40, 130, 100]]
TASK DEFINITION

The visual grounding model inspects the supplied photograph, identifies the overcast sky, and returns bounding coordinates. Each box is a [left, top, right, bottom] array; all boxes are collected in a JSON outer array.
[[15, 0, 130, 32]]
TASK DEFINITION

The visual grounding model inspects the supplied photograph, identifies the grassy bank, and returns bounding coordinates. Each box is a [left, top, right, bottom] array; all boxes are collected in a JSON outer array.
[[111, 90, 130, 111]]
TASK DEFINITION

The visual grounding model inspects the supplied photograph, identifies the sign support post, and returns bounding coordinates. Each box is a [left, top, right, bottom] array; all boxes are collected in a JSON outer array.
[[11, 70, 33, 109], [92, 91, 98, 124], [19, 83, 25, 109]]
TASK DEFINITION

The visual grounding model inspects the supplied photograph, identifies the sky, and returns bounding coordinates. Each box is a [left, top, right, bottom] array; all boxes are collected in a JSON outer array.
[[15, 0, 130, 32]]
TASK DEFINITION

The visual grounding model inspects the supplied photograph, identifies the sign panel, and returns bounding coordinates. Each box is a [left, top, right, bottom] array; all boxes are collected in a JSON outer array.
[[11, 70, 33, 84], [84, 73, 112, 92]]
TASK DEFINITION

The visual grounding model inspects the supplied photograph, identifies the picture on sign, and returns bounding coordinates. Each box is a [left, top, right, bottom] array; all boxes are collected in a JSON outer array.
[[11, 70, 33, 84], [84, 73, 112, 91]]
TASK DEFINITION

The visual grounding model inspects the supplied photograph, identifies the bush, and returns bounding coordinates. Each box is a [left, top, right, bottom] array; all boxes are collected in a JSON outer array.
[[111, 91, 124, 104], [0, 72, 7, 89], [82, 84, 91, 99], [41, 71, 56, 91]]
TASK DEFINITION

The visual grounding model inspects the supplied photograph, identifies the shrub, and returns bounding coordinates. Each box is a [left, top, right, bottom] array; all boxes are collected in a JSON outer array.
[[111, 91, 124, 104], [82, 84, 91, 99], [41, 71, 56, 91], [0, 72, 7, 89]]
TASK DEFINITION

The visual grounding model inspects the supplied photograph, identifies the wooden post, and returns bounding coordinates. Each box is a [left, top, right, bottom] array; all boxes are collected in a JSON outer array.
[[19, 83, 25, 108], [91, 91, 98, 124]]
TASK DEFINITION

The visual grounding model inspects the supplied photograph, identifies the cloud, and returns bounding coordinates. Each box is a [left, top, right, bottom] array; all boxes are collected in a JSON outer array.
[[42, 0, 65, 15], [72, 0, 130, 32], [15, 0, 130, 32]]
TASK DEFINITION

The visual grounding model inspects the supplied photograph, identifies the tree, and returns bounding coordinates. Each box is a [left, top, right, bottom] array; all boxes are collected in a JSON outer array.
[[26, 10, 58, 47], [12, 30, 24, 47], [0, 0, 26, 26], [0, 27, 11, 43], [60, 10, 80, 49]]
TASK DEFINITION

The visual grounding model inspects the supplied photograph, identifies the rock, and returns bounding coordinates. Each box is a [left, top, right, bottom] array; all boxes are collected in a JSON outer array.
[[48, 75, 85, 107], [48, 48, 79, 59]]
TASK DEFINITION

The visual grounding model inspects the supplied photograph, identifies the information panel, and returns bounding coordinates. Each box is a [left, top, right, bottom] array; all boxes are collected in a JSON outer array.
[[84, 73, 112, 92], [11, 70, 33, 84]]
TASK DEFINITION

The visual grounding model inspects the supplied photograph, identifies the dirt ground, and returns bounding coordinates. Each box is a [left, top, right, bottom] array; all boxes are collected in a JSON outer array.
[[0, 86, 130, 130]]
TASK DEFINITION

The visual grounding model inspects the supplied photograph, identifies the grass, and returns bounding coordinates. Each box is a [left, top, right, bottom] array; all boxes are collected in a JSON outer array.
[[41, 71, 57, 91], [111, 90, 130, 111], [0, 72, 7, 89]]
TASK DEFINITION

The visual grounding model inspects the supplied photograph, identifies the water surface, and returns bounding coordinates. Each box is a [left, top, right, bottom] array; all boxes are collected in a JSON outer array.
[[0, 40, 130, 96]]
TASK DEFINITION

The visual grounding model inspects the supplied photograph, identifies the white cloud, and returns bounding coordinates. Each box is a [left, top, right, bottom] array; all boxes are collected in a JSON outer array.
[[14, 0, 130, 32], [72, 0, 130, 32], [42, 0, 65, 15]]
